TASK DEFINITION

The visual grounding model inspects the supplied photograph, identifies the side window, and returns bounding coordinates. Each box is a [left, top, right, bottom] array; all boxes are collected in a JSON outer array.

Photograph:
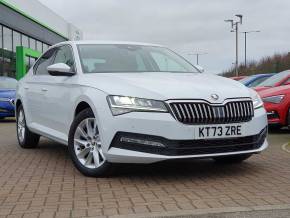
[[34, 48, 56, 75], [53, 45, 75, 70]]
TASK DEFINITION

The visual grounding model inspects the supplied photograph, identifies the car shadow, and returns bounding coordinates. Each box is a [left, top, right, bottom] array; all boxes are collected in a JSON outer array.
[[268, 126, 289, 134], [36, 138, 266, 179], [113, 159, 264, 179]]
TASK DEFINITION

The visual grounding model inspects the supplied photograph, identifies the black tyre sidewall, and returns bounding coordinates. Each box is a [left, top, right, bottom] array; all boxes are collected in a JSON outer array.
[[68, 108, 112, 177]]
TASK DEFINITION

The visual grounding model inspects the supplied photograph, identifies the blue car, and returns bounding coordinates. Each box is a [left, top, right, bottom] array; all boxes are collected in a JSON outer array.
[[239, 73, 275, 88], [0, 77, 17, 120]]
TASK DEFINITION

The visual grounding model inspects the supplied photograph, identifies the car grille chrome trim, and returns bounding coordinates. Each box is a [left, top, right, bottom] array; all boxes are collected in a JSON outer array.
[[168, 99, 254, 124]]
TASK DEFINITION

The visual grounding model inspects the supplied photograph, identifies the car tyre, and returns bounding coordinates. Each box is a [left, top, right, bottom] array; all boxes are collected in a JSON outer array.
[[16, 105, 40, 148], [213, 154, 252, 164], [68, 108, 113, 177]]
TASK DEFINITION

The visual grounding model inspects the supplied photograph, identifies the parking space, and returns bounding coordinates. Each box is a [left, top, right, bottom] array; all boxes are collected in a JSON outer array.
[[0, 120, 290, 218]]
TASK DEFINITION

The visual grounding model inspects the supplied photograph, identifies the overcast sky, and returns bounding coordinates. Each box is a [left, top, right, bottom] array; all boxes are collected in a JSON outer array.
[[39, 0, 290, 74]]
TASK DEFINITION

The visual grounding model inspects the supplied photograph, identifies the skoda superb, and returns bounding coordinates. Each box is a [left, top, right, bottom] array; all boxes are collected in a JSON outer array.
[[16, 41, 268, 177]]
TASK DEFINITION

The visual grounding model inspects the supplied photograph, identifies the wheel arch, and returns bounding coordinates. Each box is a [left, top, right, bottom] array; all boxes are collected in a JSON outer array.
[[74, 101, 92, 117], [70, 91, 109, 146], [72, 90, 106, 122]]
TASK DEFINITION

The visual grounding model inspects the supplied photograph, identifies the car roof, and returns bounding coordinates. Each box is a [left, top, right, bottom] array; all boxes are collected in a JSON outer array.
[[54, 40, 164, 48], [249, 73, 275, 78], [0, 76, 17, 81]]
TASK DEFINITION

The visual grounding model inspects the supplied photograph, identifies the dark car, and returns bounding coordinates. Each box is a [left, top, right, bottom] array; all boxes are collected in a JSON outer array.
[[0, 77, 17, 119], [239, 73, 275, 88]]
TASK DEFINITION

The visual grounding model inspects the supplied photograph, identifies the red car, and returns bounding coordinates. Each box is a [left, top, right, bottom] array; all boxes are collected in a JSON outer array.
[[230, 76, 247, 81], [255, 70, 290, 92], [258, 85, 290, 128]]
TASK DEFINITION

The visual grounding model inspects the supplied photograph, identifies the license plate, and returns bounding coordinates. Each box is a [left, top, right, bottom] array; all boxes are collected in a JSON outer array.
[[195, 124, 243, 139]]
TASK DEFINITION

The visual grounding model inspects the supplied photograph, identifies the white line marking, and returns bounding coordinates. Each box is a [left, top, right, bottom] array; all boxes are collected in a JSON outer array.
[[281, 143, 290, 153]]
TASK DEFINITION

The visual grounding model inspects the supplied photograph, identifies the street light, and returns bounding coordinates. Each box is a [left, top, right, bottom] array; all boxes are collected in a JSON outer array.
[[240, 30, 260, 66], [188, 52, 208, 65], [225, 14, 243, 76]]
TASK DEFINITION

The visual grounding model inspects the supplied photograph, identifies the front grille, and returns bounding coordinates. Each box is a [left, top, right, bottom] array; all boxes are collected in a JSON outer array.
[[169, 100, 254, 124]]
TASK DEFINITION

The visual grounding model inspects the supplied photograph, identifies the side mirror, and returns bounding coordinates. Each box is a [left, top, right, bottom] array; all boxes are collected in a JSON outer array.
[[47, 63, 75, 76], [194, 65, 205, 73]]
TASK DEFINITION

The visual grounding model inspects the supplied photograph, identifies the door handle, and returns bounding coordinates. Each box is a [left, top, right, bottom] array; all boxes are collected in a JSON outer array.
[[24, 87, 29, 90], [41, 88, 48, 92]]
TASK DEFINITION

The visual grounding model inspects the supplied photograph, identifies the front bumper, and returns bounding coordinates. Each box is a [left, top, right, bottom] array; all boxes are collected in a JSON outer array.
[[98, 106, 268, 164], [110, 127, 267, 156], [0, 101, 15, 118], [263, 101, 288, 126]]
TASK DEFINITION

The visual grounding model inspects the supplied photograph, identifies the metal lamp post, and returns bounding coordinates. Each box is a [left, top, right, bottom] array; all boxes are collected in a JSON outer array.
[[225, 14, 243, 76], [188, 52, 208, 65], [241, 30, 260, 66]]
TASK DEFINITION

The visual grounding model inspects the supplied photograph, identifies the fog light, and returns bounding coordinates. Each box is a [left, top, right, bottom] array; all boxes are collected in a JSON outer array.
[[120, 137, 165, 147], [267, 111, 275, 115]]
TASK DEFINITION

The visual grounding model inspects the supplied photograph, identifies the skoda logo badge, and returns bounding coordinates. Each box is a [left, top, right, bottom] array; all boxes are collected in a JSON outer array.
[[211, 94, 219, 101]]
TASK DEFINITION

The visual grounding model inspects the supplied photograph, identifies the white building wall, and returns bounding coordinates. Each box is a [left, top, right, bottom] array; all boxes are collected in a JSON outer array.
[[5, 0, 82, 40]]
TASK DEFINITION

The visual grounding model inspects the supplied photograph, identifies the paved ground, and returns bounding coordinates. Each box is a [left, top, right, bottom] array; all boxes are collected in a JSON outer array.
[[0, 119, 290, 218]]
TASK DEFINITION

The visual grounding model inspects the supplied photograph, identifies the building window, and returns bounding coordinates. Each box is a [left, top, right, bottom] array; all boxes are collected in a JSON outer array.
[[0, 25, 2, 49], [0, 24, 51, 78], [36, 41, 42, 53], [3, 27, 14, 77], [43, 44, 49, 52], [29, 38, 36, 50], [13, 31, 21, 51], [22, 35, 29, 48], [11, 31, 21, 77], [0, 25, 3, 76], [3, 27, 12, 51]]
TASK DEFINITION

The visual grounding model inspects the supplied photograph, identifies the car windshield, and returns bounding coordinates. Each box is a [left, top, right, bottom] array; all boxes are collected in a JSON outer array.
[[0, 77, 17, 89], [77, 44, 198, 73], [258, 71, 290, 87], [248, 76, 270, 87], [239, 75, 272, 87], [239, 76, 253, 84]]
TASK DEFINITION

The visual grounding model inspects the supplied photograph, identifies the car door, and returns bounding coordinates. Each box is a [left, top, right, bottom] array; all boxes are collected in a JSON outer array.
[[39, 45, 77, 139], [24, 48, 57, 128]]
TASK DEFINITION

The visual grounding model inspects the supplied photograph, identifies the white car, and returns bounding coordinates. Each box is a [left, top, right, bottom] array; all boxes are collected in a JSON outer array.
[[16, 41, 268, 177]]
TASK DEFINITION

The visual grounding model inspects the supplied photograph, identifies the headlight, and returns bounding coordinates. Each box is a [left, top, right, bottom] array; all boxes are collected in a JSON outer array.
[[249, 89, 263, 109], [107, 95, 168, 115], [262, 95, 285, 104]]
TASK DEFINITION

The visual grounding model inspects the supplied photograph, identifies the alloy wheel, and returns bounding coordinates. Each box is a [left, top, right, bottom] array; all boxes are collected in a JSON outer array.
[[17, 109, 25, 143], [73, 118, 105, 169]]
